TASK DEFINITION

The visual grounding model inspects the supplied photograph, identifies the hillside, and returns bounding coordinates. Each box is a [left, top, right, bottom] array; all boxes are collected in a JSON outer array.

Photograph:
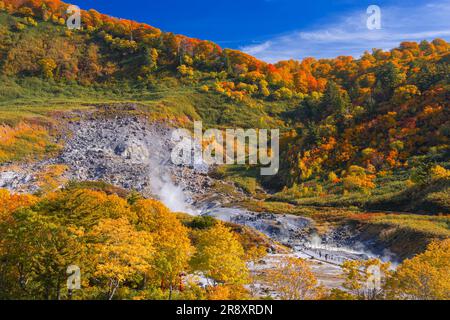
[[0, 0, 449, 301], [1, 0, 448, 213]]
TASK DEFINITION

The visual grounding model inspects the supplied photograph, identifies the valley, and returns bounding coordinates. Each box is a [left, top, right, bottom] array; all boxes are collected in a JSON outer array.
[[0, 108, 431, 297], [0, 0, 448, 300]]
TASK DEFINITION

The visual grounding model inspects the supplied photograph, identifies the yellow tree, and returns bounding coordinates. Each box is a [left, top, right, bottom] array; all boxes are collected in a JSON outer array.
[[0, 189, 38, 298], [38, 58, 57, 79], [39, 189, 137, 228], [0, 189, 37, 221], [207, 284, 249, 300], [89, 217, 154, 300], [387, 240, 450, 300], [191, 222, 248, 286], [342, 165, 376, 193], [262, 257, 324, 300], [132, 199, 194, 299], [0, 209, 86, 300]]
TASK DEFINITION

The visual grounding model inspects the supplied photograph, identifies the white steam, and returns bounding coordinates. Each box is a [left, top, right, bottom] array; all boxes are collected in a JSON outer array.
[[149, 168, 198, 214], [143, 129, 202, 215]]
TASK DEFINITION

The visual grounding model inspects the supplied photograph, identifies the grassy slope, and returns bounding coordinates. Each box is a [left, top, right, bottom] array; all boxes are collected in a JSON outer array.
[[0, 76, 288, 127]]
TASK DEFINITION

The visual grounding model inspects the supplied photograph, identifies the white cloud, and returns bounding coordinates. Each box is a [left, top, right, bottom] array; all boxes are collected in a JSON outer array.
[[241, 0, 450, 62], [244, 41, 273, 55]]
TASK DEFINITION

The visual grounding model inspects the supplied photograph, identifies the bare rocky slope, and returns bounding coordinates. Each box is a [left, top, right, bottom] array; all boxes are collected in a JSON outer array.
[[1, 107, 212, 212]]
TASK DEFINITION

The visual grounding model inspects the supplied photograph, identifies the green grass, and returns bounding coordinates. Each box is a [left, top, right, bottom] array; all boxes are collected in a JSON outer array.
[[371, 214, 450, 238], [0, 103, 92, 124], [367, 177, 450, 214], [211, 165, 266, 197], [0, 75, 292, 129]]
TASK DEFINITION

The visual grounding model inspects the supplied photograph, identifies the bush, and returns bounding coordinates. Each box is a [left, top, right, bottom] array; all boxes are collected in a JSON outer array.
[[13, 22, 26, 31], [24, 16, 37, 26], [188, 216, 217, 229], [431, 165, 450, 180], [199, 85, 209, 92], [177, 64, 194, 78], [342, 165, 376, 193], [272, 87, 293, 100]]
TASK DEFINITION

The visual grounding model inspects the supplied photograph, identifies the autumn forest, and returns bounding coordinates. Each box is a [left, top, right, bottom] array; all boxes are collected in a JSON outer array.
[[0, 0, 449, 301]]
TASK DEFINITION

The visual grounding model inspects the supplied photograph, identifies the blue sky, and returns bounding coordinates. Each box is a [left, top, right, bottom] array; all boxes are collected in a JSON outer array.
[[73, 0, 450, 62]]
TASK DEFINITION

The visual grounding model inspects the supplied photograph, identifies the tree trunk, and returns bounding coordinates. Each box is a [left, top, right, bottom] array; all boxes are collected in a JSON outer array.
[[108, 279, 119, 300], [168, 285, 173, 300]]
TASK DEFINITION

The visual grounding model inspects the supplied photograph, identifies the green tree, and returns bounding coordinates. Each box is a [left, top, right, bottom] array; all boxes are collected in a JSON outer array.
[[374, 62, 405, 99], [321, 80, 351, 117]]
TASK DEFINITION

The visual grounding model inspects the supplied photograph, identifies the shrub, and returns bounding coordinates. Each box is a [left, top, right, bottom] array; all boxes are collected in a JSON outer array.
[[342, 165, 376, 193], [199, 85, 209, 92], [24, 17, 37, 26], [272, 87, 293, 100], [177, 64, 194, 78], [13, 22, 26, 31], [38, 58, 57, 79], [188, 216, 217, 229], [431, 165, 450, 180], [328, 172, 340, 184]]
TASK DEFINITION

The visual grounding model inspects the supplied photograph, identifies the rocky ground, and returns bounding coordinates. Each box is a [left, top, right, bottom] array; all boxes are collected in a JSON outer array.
[[0, 109, 213, 212]]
